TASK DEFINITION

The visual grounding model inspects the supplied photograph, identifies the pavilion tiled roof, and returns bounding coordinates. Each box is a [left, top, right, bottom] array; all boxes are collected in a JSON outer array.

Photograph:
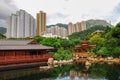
[[0, 40, 53, 50], [0, 40, 33, 45]]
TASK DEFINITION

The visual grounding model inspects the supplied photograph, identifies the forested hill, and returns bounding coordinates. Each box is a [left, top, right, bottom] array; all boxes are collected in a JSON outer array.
[[0, 27, 6, 34], [68, 25, 110, 40], [86, 19, 112, 29], [47, 19, 112, 30], [47, 23, 68, 29]]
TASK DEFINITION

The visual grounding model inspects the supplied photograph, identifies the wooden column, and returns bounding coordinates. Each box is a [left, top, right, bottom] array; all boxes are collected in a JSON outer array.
[[37, 51, 38, 57], [13, 51, 14, 56], [3, 51, 5, 60]]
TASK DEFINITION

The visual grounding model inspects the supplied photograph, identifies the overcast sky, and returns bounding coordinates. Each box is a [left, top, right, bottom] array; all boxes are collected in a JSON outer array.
[[0, 0, 120, 27], [0, 0, 18, 27]]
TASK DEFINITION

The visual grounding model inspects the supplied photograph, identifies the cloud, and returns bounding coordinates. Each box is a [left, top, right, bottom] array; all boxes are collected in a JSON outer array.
[[105, 3, 120, 25], [14, 0, 120, 25], [0, 19, 6, 27], [114, 3, 120, 14], [0, 0, 18, 27], [45, 0, 120, 25], [64, 0, 70, 2], [47, 13, 69, 25]]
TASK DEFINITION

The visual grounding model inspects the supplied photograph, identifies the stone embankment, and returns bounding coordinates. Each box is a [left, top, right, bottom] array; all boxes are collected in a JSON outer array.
[[47, 58, 73, 65], [87, 57, 120, 64], [39, 66, 53, 71], [48, 57, 120, 65]]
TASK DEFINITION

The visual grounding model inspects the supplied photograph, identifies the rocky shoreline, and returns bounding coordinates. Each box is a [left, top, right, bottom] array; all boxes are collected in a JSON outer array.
[[48, 57, 120, 65], [87, 57, 120, 64]]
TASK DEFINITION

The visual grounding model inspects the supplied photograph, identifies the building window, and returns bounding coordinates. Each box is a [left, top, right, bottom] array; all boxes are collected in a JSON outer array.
[[0, 51, 4, 56], [29, 51, 37, 55]]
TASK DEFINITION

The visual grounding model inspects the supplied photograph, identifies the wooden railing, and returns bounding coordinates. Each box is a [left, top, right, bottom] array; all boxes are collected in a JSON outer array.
[[0, 54, 53, 65]]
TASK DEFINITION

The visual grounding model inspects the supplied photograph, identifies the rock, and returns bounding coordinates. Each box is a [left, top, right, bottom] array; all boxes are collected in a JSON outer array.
[[54, 60, 58, 64], [85, 61, 91, 66], [68, 59, 73, 63], [107, 57, 113, 60], [39, 66, 53, 71], [99, 58, 104, 62], [48, 58, 54, 64]]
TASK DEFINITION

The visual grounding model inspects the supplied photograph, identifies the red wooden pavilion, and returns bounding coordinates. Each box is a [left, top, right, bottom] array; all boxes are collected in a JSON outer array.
[[75, 40, 96, 62], [0, 40, 53, 65]]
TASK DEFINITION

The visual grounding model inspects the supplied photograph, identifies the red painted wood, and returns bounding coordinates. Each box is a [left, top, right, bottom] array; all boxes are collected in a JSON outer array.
[[28, 41, 38, 44], [0, 54, 53, 65], [75, 41, 96, 51]]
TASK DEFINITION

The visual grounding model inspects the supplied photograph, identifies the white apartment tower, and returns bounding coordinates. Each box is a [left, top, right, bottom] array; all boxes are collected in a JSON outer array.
[[45, 26, 68, 38], [7, 9, 35, 38], [7, 14, 17, 38]]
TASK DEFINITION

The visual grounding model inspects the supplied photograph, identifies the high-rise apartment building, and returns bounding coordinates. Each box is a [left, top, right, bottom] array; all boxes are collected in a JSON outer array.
[[68, 22, 74, 35], [75, 22, 81, 32], [7, 9, 35, 38], [45, 26, 68, 38], [81, 21, 86, 31], [60, 27, 67, 38], [68, 21, 86, 35], [36, 11, 46, 36]]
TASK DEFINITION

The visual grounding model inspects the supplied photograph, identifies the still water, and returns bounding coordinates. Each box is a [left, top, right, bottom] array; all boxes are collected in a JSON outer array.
[[0, 63, 120, 80]]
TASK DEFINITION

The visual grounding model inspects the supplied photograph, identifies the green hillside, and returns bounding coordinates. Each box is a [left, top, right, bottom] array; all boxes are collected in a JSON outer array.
[[86, 19, 112, 29], [47, 19, 111, 30], [0, 33, 6, 39], [0, 27, 6, 34], [68, 25, 110, 40]]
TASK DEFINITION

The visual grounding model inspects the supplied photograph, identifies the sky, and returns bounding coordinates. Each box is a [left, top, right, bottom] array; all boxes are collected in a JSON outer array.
[[0, 0, 120, 27]]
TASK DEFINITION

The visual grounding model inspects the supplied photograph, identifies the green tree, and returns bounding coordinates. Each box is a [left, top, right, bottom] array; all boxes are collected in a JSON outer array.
[[96, 47, 109, 57], [89, 34, 105, 46], [0, 33, 6, 39], [69, 25, 109, 40], [53, 47, 72, 60], [34, 36, 44, 43], [111, 27, 120, 39], [112, 47, 120, 57], [60, 39, 74, 48], [53, 53, 63, 60], [40, 38, 61, 48], [116, 22, 120, 28]]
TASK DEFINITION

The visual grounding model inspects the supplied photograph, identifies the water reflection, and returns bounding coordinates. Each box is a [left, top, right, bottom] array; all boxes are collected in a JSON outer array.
[[70, 65, 89, 80], [0, 67, 41, 80], [0, 63, 120, 80], [70, 70, 88, 80]]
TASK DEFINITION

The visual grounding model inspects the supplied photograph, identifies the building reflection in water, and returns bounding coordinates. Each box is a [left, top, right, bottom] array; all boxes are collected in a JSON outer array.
[[70, 65, 90, 80], [0, 63, 119, 80]]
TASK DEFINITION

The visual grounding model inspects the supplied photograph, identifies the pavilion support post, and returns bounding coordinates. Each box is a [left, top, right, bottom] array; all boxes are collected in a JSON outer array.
[[14, 51, 15, 57], [46, 50, 47, 54], [37, 51, 38, 57], [3, 51, 5, 60]]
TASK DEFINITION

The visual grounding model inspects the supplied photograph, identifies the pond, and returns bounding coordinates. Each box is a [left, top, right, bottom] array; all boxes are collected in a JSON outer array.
[[0, 63, 120, 80]]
